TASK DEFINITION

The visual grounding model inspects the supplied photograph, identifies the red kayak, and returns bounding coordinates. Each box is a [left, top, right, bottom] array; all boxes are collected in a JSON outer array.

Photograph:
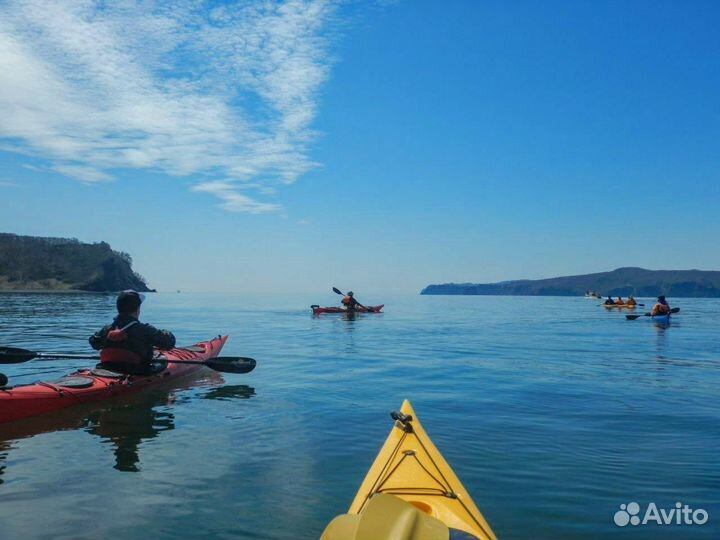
[[0, 335, 228, 424], [311, 304, 384, 314]]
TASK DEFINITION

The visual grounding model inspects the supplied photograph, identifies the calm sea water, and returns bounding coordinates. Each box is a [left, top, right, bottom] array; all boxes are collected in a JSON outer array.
[[0, 293, 718, 539]]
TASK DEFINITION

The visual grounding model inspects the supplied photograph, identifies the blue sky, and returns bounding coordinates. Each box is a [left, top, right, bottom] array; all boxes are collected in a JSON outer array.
[[1, 1, 718, 295]]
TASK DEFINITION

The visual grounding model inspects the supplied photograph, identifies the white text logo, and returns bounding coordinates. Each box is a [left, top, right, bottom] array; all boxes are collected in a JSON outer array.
[[614, 502, 708, 527]]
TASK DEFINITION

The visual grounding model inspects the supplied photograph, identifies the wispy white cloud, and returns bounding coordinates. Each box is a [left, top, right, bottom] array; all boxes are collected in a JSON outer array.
[[0, 180, 17, 188], [191, 180, 281, 214], [52, 164, 111, 183], [0, 0, 339, 211]]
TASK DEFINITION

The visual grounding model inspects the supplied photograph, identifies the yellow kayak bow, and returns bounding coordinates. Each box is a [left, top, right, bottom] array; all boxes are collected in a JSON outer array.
[[322, 400, 497, 540]]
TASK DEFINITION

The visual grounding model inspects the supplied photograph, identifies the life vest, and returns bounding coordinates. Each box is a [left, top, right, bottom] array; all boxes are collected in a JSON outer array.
[[100, 348, 143, 365], [342, 296, 353, 306], [100, 321, 143, 365], [106, 320, 138, 342]]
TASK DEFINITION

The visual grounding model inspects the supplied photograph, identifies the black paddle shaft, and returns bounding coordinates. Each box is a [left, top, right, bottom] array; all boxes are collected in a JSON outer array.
[[0, 347, 256, 374]]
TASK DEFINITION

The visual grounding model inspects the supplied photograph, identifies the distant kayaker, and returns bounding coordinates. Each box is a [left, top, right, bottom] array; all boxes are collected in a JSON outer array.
[[650, 295, 671, 316], [626, 296, 637, 307], [604, 296, 615, 305], [341, 291, 360, 311], [89, 290, 176, 372], [616, 296, 625, 305]]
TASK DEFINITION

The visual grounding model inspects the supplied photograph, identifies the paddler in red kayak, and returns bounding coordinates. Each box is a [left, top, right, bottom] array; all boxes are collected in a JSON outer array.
[[341, 291, 360, 311], [89, 290, 176, 373], [650, 295, 671, 316]]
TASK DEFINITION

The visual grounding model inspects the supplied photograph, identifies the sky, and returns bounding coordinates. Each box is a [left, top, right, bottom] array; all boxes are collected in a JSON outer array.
[[0, 0, 718, 295]]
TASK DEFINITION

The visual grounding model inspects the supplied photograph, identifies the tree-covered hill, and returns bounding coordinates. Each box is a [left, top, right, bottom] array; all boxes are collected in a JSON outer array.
[[0, 233, 152, 292], [421, 267, 720, 297]]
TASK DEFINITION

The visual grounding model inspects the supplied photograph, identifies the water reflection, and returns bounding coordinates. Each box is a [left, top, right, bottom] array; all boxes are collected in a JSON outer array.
[[653, 320, 671, 331], [342, 311, 358, 322], [0, 378, 256, 476], [85, 394, 177, 472], [654, 320, 668, 359], [200, 384, 256, 401], [0, 440, 11, 485], [311, 311, 381, 322]]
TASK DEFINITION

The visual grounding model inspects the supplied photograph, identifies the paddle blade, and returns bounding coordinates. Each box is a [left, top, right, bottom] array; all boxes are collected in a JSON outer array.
[[332, 287, 343, 295], [0, 347, 37, 364], [625, 314, 642, 320], [671, 307, 680, 313], [206, 356, 257, 374]]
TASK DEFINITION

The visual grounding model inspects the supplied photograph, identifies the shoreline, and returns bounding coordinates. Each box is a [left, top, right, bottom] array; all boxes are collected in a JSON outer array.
[[0, 289, 155, 294]]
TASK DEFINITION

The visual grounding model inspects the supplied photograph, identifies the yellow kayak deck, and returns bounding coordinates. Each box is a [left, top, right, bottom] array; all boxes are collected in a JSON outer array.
[[347, 400, 497, 540]]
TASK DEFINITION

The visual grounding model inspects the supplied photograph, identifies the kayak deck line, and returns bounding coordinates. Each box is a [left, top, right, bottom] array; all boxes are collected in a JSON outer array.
[[354, 413, 494, 540], [337, 400, 496, 540], [357, 425, 486, 533]]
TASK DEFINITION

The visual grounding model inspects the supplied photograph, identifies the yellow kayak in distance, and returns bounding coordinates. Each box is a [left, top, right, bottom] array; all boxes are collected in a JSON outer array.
[[321, 400, 497, 540], [602, 304, 637, 309]]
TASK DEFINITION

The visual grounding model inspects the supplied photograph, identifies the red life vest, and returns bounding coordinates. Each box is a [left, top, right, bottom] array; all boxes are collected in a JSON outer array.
[[100, 321, 143, 365], [100, 348, 143, 365]]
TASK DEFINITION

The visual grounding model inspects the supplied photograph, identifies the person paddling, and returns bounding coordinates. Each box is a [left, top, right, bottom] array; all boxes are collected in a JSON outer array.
[[626, 296, 637, 307], [341, 291, 360, 311], [604, 296, 615, 305], [650, 295, 671, 316], [89, 290, 176, 373]]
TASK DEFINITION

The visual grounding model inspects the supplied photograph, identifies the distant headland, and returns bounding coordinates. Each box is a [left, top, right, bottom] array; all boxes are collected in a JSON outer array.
[[421, 267, 720, 298], [0, 233, 153, 292]]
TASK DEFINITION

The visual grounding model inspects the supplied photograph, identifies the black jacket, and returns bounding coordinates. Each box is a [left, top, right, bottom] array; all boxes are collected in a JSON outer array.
[[89, 315, 176, 362]]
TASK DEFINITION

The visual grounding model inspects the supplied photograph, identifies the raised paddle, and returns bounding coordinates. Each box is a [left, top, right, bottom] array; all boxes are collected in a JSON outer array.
[[332, 287, 375, 312], [626, 307, 680, 320], [0, 347, 256, 374]]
